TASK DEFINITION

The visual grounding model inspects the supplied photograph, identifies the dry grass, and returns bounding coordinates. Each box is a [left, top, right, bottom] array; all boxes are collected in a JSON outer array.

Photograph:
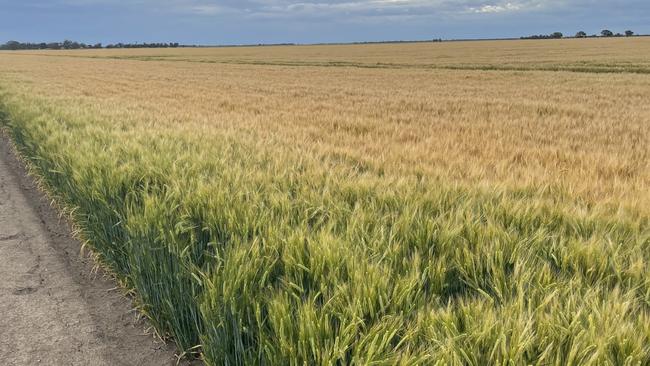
[[0, 38, 649, 364]]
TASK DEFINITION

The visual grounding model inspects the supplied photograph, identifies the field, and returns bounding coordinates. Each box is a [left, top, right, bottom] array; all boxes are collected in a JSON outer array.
[[0, 38, 649, 364]]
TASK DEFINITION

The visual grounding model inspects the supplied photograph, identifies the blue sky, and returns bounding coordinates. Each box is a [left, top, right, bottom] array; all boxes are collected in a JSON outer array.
[[1, 0, 648, 44]]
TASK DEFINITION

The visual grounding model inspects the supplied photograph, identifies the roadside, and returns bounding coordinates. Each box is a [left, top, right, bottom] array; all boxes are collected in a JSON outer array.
[[0, 131, 196, 366]]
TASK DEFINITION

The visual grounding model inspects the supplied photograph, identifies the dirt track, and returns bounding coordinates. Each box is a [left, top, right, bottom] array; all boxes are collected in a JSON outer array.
[[0, 132, 187, 365]]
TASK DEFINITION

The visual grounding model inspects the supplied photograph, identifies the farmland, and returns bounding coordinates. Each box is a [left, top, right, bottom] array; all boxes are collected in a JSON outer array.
[[0, 38, 649, 364]]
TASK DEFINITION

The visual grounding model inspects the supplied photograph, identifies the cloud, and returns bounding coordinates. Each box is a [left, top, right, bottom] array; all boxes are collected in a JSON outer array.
[[0, 0, 609, 20], [1, 0, 648, 44], [160, 0, 574, 20], [187, 4, 224, 15], [471, 2, 523, 13]]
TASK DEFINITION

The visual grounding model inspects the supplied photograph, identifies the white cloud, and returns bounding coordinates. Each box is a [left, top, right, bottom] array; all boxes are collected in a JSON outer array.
[[471, 2, 523, 13]]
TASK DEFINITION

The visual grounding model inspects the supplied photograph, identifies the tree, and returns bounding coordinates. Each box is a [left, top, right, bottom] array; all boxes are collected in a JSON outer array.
[[4, 40, 21, 50], [62, 39, 86, 50], [625, 30, 634, 36], [601, 29, 614, 37], [575, 31, 587, 38], [550, 32, 563, 39]]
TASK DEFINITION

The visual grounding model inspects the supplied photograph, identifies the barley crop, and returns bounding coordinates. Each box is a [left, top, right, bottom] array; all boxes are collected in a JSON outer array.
[[1, 38, 648, 365]]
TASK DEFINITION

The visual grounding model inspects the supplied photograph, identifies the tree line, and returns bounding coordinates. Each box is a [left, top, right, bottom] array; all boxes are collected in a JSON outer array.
[[0, 40, 182, 50], [522, 29, 635, 40]]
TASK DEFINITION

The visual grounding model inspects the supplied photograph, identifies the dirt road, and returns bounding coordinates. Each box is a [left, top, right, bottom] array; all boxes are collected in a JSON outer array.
[[0, 133, 186, 366]]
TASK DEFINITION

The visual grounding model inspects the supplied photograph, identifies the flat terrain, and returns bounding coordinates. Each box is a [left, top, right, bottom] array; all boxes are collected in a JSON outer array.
[[20, 37, 650, 73], [0, 133, 182, 365], [0, 38, 648, 364]]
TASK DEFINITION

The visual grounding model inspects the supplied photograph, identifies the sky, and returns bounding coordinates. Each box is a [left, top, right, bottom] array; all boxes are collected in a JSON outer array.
[[0, 0, 648, 45]]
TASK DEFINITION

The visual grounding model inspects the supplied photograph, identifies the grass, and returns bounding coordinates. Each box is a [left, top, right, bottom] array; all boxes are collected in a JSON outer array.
[[0, 38, 649, 364]]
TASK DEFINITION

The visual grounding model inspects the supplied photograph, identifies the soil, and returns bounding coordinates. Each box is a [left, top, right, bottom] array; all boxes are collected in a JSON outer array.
[[0, 132, 198, 365]]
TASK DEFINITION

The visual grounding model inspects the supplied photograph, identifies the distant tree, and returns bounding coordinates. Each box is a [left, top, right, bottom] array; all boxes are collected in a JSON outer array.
[[601, 29, 614, 37], [575, 31, 587, 38], [1, 39, 185, 50], [520, 32, 564, 40], [61, 39, 84, 49], [625, 30, 634, 36], [615, 33, 623, 37], [3, 40, 21, 50]]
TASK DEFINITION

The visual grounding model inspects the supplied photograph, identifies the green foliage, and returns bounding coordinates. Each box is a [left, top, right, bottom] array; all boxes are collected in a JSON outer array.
[[1, 93, 649, 365]]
